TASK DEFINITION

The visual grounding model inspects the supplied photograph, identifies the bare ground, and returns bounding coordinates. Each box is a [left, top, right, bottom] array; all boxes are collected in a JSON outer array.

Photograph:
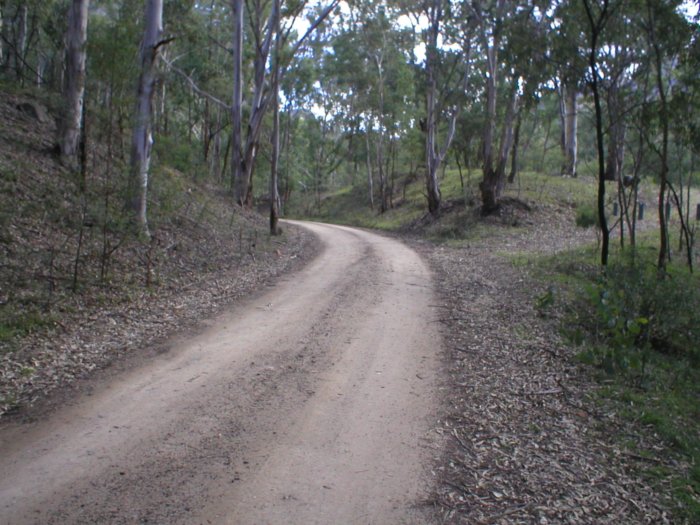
[[0, 221, 441, 524], [0, 223, 319, 421], [417, 203, 673, 524], [0, 197, 682, 523]]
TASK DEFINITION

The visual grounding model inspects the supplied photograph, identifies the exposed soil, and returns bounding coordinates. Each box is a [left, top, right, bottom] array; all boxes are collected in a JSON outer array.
[[415, 202, 674, 524]]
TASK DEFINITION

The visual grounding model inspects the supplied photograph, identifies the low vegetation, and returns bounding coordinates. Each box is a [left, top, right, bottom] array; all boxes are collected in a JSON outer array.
[[531, 241, 700, 522]]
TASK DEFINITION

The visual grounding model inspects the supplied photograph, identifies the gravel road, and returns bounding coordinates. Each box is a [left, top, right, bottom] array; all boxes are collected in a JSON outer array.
[[0, 221, 441, 524]]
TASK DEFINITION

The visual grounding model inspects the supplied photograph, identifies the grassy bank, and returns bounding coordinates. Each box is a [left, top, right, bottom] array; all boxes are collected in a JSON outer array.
[[530, 240, 700, 522]]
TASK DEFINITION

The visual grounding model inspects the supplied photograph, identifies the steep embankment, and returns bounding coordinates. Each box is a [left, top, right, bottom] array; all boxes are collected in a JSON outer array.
[[0, 88, 317, 419]]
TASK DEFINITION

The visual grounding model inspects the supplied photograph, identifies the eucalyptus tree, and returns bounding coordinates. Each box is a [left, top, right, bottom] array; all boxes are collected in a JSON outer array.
[[470, 0, 542, 214], [640, 0, 696, 271], [230, 0, 339, 209], [500, 3, 550, 183], [396, 0, 471, 215], [581, 0, 613, 266], [58, 0, 90, 164], [128, 0, 165, 237], [331, 0, 415, 212], [550, 1, 588, 177]]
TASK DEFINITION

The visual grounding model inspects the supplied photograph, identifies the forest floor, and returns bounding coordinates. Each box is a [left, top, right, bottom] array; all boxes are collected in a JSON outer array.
[[415, 201, 678, 523], [1, 86, 690, 523], [0, 87, 319, 419], [1, 221, 441, 524]]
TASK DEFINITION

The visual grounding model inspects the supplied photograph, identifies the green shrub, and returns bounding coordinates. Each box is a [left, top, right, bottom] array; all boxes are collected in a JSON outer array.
[[575, 203, 599, 228], [569, 259, 700, 376]]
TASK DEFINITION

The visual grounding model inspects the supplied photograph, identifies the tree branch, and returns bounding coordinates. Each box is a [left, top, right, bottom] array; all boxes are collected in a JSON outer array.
[[162, 57, 230, 110]]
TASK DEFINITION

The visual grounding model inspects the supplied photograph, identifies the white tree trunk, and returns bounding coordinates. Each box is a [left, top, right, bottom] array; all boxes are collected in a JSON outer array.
[[563, 85, 578, 177], [0, 2, 5, 65], [495, 79, 520, 182], [365, 120, 374, 210], [59, 0, 90, 162], [424, 0, 443, 215], [231, 0, 244, 203], [14, 4, 27, 80], [232, 0, 337, 208], [129, 0, 163, 237]]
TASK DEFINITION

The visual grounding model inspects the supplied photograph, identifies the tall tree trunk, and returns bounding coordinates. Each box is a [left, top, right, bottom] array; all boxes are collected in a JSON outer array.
[[237, 0, 279, 208], [495, 78, 519, 183], [557, 79, 566, 168], [507, 111, 522, 183], [605, 85, 625, 181], [202, 98, 211, 161], [58, 0, 90, 164], [231, 0, 244, 202], [478, 1, 504, 215], [583, 0, 610, 266], [0, 1, 5, 66], [210, 106, 222, 180], [270, 87, 281, 234], [14, 4, 27, 82], [269, 0, 281, 236], [365, 123, 374, 210], [563, 85, 578, 177], [375, 55, 388, 213], [646, 0, 669, 272], [424, 0, 461, 216], [128, 0, 164, 238], [281, 99, 293, 209], [232, 0, 336, 207]]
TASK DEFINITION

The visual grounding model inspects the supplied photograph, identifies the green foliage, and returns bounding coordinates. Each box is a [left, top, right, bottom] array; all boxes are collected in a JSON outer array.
[[575, 203, 599, 228], [534, 244, 700, 522], [0, 308, 56, 347], [570, 258, 700, 376], [153, 136, 205, 177]]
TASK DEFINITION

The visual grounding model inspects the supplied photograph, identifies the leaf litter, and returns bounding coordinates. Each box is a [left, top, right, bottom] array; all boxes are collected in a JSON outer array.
[[413, 203, 673, 524]]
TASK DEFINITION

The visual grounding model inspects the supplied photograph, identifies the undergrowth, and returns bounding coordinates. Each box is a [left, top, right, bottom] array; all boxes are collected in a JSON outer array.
[[535, 246, 700, 522]]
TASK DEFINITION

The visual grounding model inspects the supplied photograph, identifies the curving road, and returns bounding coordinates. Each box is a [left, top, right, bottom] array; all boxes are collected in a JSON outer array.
[[0, 221, 441, 524]]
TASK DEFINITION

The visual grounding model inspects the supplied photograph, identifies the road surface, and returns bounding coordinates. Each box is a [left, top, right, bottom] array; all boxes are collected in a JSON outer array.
[[0, 221, 441, 524]]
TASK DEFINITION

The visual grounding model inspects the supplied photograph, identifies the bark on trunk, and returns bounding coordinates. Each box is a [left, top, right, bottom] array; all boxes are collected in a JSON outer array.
[[605, 98, 626, 181], [495, 79, 519, 183], [646, 0, 669, 272], [478, 2, 504, 215], [230, 0, 244, 201], [270, 90, 281, 235], [269, 1, 281, 236], [128, 0, 163, 238], [365, 124, 374, 210], [563, 86, 578, 177], [14, 5, 27, 81], [423, 0, 460, 216], [475, 0, 505, 215], [0, 2, 5, 67], [58, 0, 90, 163], [234, 0, 278, 208], [583, 0, 610, 266], [507, 112, 522, 184]]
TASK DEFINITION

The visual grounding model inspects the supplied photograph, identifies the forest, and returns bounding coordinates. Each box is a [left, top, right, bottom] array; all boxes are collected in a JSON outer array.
[[0, 0, 697, 251], [1, 0, 699, 522]]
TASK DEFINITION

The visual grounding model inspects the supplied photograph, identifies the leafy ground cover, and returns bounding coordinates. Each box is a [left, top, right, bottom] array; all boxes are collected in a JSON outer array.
[[0, 89, 318, 418], [533, 242, 700, 523]]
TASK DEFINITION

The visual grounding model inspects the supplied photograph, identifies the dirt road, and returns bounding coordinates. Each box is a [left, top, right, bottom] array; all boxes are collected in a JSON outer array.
[[0, 221, 441, 524]]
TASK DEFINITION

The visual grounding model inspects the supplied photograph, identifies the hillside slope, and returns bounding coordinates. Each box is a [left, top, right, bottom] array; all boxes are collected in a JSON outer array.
[[0, 88, 317, 418]]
